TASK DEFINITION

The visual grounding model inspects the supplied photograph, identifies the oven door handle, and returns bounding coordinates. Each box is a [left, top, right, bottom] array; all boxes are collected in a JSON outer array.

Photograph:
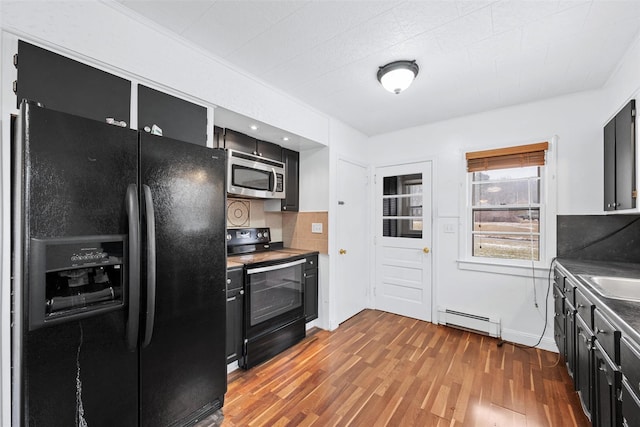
[[247, 258, 307, 275]]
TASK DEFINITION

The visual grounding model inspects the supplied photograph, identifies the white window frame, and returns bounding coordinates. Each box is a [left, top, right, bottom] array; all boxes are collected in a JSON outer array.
[[457, 137, 557, 278]]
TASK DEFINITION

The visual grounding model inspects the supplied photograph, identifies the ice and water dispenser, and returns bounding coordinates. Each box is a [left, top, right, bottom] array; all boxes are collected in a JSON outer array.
[[29, 235, 127, 329]]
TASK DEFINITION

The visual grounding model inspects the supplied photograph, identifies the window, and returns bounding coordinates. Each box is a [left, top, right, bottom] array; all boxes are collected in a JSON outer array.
[[466, 142, 548, 262], [382, 173, 423, 238]]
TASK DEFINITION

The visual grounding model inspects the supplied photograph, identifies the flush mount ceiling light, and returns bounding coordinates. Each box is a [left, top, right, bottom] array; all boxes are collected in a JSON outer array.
[[377, 60, 419, 94]]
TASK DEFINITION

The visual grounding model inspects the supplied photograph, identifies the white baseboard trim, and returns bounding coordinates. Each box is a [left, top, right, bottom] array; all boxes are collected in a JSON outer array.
[[226, 361, 239, 374], [501, 328, 558, 352]]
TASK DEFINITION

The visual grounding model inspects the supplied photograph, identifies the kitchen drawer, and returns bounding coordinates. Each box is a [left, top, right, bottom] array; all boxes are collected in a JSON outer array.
[[594, 308, 620, 364], [575, 288, 594, 330], [227, 267, 244, 292], [622, 378, 640, 427], [554, 268, 564, 289], [621, 337, 640, 397], [563, 277, 576, 307]]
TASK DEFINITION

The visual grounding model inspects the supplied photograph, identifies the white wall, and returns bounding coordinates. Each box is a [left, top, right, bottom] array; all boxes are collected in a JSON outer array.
[[366, 29, 640, 349], [367, 91, 608, 349], [0, 0, 329, 146], [299, 147, 330, 212]]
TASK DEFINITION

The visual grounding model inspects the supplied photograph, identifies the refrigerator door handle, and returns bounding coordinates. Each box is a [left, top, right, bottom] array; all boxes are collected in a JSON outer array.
[[125, 184, 141, 351], [142, 184, 156, 348]]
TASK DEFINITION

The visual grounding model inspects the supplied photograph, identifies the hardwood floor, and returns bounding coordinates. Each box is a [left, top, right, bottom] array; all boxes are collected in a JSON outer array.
[[202, 309, 589, 426]]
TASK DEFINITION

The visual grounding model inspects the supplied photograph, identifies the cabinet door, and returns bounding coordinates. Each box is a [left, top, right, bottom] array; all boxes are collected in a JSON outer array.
[[226, 268, 244, 364], [224, 129, 257, 154], [304, 256, 318, 322], [604, 118, 617, 211], [257, 139, 282, 161], [138, 85, 207, 146], [566, 302, 577, 383], [16, 40, 130, 124], [615, 99, 636, 210], [622, 379, 640, 427], [593, 341, 621, 427], [576, 315, 594, 416], [281, 148, 300, 212], [553, 285, 566, 358]]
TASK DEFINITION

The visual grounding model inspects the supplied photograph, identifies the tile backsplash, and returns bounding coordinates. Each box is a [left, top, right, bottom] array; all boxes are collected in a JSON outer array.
[[282, 211, 328, 254], [226, 198, 283, 242]]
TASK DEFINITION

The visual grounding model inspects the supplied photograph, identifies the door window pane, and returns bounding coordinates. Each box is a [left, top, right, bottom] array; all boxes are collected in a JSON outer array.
[[382, 173, 422, 238]]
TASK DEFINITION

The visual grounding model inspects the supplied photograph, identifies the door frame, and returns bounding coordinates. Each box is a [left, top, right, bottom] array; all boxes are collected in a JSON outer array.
[[370, 157, 438, 322]]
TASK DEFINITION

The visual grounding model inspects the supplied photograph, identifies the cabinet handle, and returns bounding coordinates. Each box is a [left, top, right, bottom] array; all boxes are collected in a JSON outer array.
[[253, 151, 257, 155], [227, 278, 231, 284], [239, 290, 244, 295], [259, 152, 263, 156], [227, 296, 236, 302], [597, 329, 607, 335], [577, 304, 584, 308]]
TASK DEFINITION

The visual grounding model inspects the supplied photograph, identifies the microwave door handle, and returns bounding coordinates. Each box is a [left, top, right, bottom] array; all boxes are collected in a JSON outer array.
[[125, 184, 141, 352], [141, 184, 156, 348], [271, 168, 277, 194]]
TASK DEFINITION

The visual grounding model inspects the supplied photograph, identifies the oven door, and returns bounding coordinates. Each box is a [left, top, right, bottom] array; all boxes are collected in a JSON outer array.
[[245, 257, 305, 338], [227, 150, 285, 199]]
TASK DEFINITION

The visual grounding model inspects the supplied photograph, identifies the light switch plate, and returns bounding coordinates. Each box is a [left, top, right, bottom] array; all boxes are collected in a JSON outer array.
[[312, 223, 323, 233]]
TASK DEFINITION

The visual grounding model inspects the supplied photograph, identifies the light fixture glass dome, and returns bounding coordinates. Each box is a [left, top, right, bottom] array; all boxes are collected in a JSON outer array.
[[377, 60, 419, 94]]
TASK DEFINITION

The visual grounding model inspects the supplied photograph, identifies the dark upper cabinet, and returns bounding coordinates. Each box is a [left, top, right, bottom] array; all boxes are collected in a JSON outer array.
[[138, 85, 207, 146], [281, 148, 299, 212], [604, 99, 636, 211], [213, 126, 223, 149], [223, 129, 282, 161], [15, 40, 130, 124], [257, 140, 282, 161]]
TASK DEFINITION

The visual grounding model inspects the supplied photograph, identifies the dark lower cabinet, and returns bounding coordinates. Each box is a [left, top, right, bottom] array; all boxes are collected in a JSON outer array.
[[593, 341, 621, 427], [622, 379, 640, 427], [576, 314, 594, 418], [553, 285, 566, 359], [16, 40, 131, 124], [304, 254, 318, 322], [226, 267, 244, 364], [138, 85, 207, 146], [566, 302, 577, 383]]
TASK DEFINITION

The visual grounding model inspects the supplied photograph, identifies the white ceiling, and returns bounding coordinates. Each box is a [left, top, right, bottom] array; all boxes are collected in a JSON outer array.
[[117, 0, 640, 137]]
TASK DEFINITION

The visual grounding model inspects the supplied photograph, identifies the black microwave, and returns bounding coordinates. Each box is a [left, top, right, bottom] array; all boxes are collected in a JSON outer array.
[[227, 150, 286, 199]]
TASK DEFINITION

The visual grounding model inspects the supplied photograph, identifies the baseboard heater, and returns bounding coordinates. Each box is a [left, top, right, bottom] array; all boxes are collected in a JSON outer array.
[[438, 308, 501, 338]]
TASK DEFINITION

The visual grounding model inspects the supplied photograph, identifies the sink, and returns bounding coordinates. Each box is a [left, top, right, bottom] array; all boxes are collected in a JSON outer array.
[[579, 275, 640, 302]]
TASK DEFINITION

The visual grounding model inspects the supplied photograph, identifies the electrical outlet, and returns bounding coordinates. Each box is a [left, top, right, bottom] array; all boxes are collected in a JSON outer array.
[[312, 223, 323, 234]]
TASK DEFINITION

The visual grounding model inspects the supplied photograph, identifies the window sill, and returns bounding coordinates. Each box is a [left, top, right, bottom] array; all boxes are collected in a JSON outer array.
[[457, 259, 552, 279]]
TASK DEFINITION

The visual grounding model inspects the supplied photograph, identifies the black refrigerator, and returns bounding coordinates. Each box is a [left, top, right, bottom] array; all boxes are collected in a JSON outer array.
[[12, 101, 227, 426]]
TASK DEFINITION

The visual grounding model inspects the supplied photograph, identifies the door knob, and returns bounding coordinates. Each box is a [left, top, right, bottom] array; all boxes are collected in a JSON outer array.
[[339, 249, 347, 255], [423, 247, 430, 254]]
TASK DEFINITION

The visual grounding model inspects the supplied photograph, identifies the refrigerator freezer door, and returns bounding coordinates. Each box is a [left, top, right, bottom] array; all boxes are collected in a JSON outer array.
[[139, 134, 227, 426], [19, 102, 139, 426]]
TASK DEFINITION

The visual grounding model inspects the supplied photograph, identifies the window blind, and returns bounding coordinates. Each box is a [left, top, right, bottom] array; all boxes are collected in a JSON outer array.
[[466, 142, 549, 172]]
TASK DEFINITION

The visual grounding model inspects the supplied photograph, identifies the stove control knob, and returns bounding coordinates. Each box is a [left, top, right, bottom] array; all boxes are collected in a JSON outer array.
[[257, 232, 262, 238], [263, 231, 269, 238]]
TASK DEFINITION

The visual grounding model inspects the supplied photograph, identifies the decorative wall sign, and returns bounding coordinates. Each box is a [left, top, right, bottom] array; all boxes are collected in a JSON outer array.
[[227, 199, 250, 227]]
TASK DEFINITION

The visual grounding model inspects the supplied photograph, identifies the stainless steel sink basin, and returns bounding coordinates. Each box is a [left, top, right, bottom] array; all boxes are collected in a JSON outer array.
[[579, 275, 640, 302]]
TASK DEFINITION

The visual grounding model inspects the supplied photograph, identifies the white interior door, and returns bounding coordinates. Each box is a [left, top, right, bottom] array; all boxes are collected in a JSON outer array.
[[374, 162, 432, 321], [336, 159, 369, 325]]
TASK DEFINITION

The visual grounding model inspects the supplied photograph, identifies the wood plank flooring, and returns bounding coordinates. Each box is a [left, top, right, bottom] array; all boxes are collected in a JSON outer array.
[[200, 309, 589, 427]]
